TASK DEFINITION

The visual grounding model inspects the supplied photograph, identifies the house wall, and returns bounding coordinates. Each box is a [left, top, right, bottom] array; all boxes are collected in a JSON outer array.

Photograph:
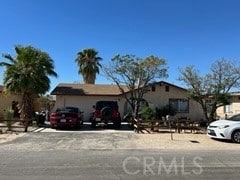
[[216, 95, 240, 119], [53, 83, 205, 121], [142, 84, 205, 121], [0, 92, 22, 119], [0, 92, 41, 119]]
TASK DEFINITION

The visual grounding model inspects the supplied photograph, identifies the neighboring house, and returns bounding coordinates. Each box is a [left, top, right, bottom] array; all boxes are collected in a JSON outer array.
[[0, 85, 22, 119], [51, 81, 205, 121], [216, 92, 240, 119], [0, 85, 41, 119]]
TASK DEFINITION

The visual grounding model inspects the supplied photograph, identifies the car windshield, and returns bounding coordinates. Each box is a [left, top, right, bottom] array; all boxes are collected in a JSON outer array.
[[96, 101, 118, 110], [228, 114, 240, 121]]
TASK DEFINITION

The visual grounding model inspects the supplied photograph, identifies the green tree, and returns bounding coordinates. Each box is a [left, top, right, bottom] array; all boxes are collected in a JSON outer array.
[[140, 105, 155, 120], [75, 48, 102, 84], [104, 54, 168, 118], [0, 45, 57, 126], [38, 95, 55, 112], [179, 59, 240, 122]]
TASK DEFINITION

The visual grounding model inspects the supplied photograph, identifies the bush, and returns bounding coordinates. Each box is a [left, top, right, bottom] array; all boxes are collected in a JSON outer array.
[[3, 107, 14, 120], [3, 107, 14, 131], [140, 106, 155, 120], [155, 104, 176, 119]]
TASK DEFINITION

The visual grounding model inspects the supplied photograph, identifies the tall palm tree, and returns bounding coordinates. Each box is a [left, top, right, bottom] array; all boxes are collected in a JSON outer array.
[[0, 45, 57, 124], [75, 48, 102, 84]]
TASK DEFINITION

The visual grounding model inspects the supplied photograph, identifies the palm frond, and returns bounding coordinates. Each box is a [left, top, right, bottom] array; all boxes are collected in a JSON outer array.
[[2, 54, 16, 63], [0, 62, 12, 67], [75, 48, 102, 83]]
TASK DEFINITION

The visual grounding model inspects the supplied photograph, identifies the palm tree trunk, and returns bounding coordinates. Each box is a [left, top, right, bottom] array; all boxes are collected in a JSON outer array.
[[20, 92, 34, 132], [84, 74, 95, 84]]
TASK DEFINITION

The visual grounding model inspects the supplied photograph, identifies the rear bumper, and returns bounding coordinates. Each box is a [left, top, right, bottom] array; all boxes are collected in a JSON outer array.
[[93, 117, 121, 123], [50, 118, 81, 128]]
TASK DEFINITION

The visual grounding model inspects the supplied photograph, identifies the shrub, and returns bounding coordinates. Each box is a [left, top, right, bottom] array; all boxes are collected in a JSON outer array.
[[3, 107, 14, 131], [3, 107, 14, 120], [155, 104, 176, 119], [140, 106, 155, 120]]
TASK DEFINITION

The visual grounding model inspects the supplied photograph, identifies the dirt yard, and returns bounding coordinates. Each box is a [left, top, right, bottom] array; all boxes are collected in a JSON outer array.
[[1, 129, 239, 151]]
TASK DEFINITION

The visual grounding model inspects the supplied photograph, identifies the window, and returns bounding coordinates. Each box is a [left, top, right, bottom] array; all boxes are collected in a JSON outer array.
[[229, 113, 240, 121], [169, 98, 189, 113], [151, 85, 156, 92], [224, 103, 232, 113], [165, 86, 169, 92]]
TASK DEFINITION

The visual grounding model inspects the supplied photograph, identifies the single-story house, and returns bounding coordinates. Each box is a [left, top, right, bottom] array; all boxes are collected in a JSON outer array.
[[0, 85, 22, 118], [51, 81, 205, 121], [0, 85, 41, 119], [216, 92, 240, 119]]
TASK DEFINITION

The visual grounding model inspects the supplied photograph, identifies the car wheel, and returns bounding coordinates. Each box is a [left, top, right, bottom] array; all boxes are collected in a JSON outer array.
[[114, 121, 121, 129], [75, 122, 80, 129], [232, 130, 240, 143], [91, 120, 96, 128]]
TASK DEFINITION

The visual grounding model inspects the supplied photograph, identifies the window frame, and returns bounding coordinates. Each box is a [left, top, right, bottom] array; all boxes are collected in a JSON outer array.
[[224, 103, 232, 113], [169, 98, 189, 113]]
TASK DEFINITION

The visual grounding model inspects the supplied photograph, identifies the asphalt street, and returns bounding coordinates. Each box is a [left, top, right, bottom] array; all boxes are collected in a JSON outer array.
[[0, 130, 240, 179]]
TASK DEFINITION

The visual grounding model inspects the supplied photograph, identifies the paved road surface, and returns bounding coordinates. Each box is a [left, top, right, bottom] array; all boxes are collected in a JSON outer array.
[[0, 131, 240, 179]]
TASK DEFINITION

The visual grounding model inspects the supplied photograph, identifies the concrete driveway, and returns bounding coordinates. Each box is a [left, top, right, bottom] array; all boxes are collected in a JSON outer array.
[[34, 122, 134, 133]]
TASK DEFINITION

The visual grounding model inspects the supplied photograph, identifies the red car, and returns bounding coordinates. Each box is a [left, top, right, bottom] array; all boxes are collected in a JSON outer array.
[[50, 107, 83, 129]]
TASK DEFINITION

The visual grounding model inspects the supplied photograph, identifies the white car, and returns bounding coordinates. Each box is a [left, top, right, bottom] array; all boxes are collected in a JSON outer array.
[[207, 114, 240, 143]]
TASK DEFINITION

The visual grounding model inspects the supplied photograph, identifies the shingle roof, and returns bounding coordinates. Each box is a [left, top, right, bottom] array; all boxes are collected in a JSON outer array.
[[51, 81, 187, 96], [153, 81, 187, 91], [229, 92, 240, 96], [51, 83, 129, 96]]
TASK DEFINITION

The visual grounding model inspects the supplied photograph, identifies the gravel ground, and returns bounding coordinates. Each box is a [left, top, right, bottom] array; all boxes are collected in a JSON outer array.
[[0, 132, 25, 143], [0, 125, 38, 144], [132, 133, 240, 150]]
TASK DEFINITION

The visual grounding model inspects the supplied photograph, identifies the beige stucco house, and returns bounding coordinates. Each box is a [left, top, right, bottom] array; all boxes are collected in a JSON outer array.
[[0, 85, 42, 119], [216, 92, 240, 119], [51, 81, 205, 121], [0, 85, 22, 118]]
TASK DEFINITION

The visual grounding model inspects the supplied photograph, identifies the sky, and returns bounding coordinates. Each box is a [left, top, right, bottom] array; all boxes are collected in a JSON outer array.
[[1, 0, 240, 93]]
